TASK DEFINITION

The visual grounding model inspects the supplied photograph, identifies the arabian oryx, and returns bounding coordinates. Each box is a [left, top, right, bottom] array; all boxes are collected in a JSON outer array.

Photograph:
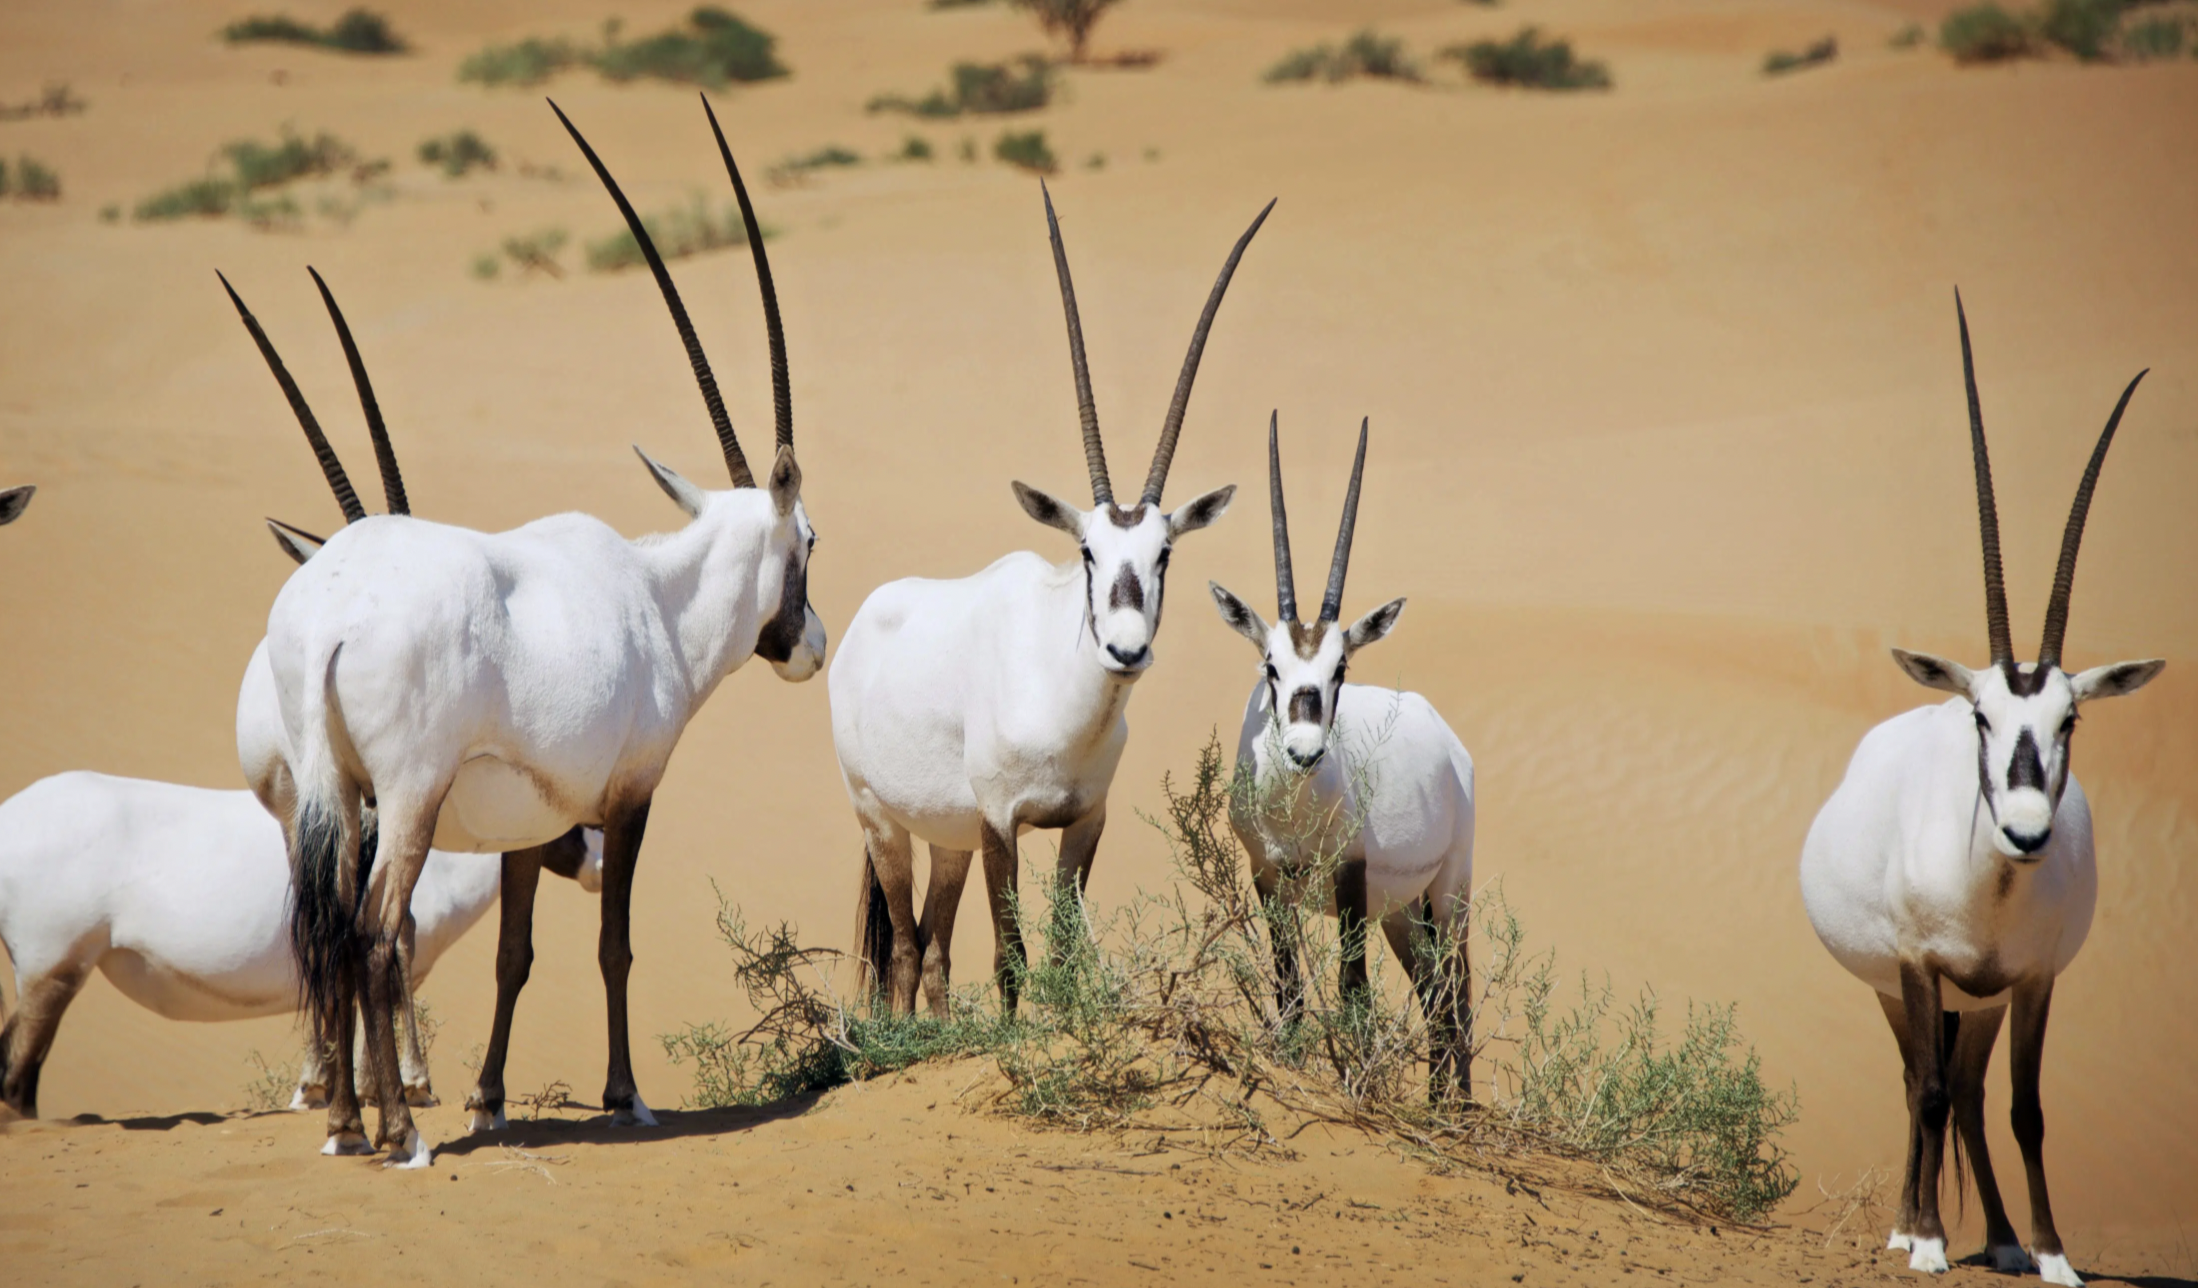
[[238, 97, 823, 1166], [833, 184, 1268, 1016], [1800, 294, 2163, 1286], [1209, 416, 1475, 1101], [0, 486, 30, 525], [0, 774, 601, 1120]]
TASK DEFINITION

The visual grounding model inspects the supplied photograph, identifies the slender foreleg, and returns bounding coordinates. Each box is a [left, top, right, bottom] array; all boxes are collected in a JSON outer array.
[[1897, 963, 1952, 1273], [918, 846, 972, 1017], [1251, 858, 1302, 1031], [598, 797, 656, 1127], [465, 843, 546, 1131], [1335, 857, 1371, 1005], [1875, 991, 1923, 1251], [978, 821, 1025, 1014], [1947, 1004, 2026, 1272], [860, 820, 921, 1017], [0, 964, 92, 1119], [2010, 978, 2079, 1287], [1049, 807, 1107, 964]]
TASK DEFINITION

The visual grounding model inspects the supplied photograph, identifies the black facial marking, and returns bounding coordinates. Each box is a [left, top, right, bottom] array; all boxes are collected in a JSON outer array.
[[1104, 503, 1149, 529], [1108, 563, 1144, 612], [752, 549, 809, 664], [1285, 620, 1326, 661], [2008, 727, 2046, 792], [2005, 660, 2050, 697], [1287, 687, 1322, 726]]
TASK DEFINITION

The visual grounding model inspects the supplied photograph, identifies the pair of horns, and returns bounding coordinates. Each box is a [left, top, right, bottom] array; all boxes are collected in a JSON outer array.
[[220, 266, 409, 534], [552, 95, 789, 489], [1268, 413, 1367, 625], [1043, 182, 1274, 509], [1957, 289, 2147, 673]]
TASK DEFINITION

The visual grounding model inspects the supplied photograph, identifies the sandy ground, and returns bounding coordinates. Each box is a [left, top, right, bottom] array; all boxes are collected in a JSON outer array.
[[1, 0, 2194, 1282]]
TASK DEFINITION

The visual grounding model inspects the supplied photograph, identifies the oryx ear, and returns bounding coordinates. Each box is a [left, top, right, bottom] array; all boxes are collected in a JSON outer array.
[[1168, 484, 1236, 538], [1891, 647, 1975, 696], [1344, 597, 1406, 653], [767, 445, 802, 519], [2070, 658, 2164, 703], [1209, 581, 1269, 647], [266, 518, 325, 566], [0, 485, 33, 526], [634, 445, 706, 519], [1012, 481, 1084, 538]]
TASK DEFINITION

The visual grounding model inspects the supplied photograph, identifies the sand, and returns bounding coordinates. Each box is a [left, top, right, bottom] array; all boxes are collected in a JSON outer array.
[[1, 0, 2193, 1282]]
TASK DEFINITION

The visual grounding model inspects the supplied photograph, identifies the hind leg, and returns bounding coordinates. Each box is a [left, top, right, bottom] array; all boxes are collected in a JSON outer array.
[[356, 798, 438, 1166], [466, 844, 546, 1132], [1, 963, 92, 1118], [860, 817, 921, 1016], [918, 846, 971, 1017]]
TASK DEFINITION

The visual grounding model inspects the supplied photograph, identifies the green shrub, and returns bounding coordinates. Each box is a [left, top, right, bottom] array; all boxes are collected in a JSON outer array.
[[585, 195, 762, 272], [221, 8, 407, 54], [994, 128, 1057, 173], [419, 129, 498, 177], [224, 130, 353, 189], [471, 252, 502, 280], [2039, 0, 2129, 57], [1939, 3, 2035, 60], [1443, 27, 1612, 88], [1263, 29, 1422, 83], [458, 36, 583, 87], [1763, 35, 1838, 74], [893, 134, 935, 162], [0, 83, 88, 121], [2121, 13, 2188, 56], [869, 56, 1052, 117], [135, 176, 236, 220], [765, 144, 861, 184], [133, 129, 374, 223], [592, 6, 787, 88], [1010, 0, 1123, 63], [500, 228, 568, 277], [1889, 22, 1927, 47], [6, 156, 61, 200]]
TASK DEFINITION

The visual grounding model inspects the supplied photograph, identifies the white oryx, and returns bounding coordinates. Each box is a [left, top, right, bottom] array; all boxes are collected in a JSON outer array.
[[0, 486, 31, 525], [1208, 416, 1475, 1101], [1800, 295, 2162, 1287], [0, 774, 601, 1120], [233, 97, 823, 1166], [833, 185, 1267, 1015]]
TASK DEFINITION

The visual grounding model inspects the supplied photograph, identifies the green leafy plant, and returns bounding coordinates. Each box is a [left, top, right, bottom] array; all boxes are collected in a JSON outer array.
[[221, 9, 407, 54], [1009, 0, 1123, 63], [1, 156, 61, 201], [2121, 12, 2188, 56], [1442, 27, 1612, 88], [1763, 35, 1839, 74], [1939, 3, 2036, 61], [419, 129, 498, 177], [765, 145, 861, 186], [1263, 30, 1423, 83], [133, 129, 370, 224], [585, 195, 762, 272], [500, 227, 569, 277], [2036, 0, 2126, 58], [592, 6, 788, 88], [868, 56, 1053, 117], [458, 36, 584, 87], [993, 128, 1057, 173], [471, 252, 502, 281], [893, 134, 935, 162]]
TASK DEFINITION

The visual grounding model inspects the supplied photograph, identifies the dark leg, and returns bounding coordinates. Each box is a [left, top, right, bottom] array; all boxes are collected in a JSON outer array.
[[464, 844, 547, 1131], [1875, 991, 1923, 1248], [1252, 862, 1302, 1030], [0, 965, 91, 1118], [2009, 978, 2080, 1286], [1386, 895, 1471, 1105], [978, 821, 1025, 1013], [918, 846, 973, 1017], [1335, 858, 1371, 1005], [321, 961, 368, 1153], [1058, 805, 1106, 897], [860, 823, 922, 1016], [1897, 962, 1952, 1271], [598, 798, 655, 1125], [1947, 1004, 2026, 1271]]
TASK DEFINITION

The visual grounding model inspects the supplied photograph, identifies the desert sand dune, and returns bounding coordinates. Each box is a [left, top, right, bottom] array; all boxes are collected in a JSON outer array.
[[2, 0, 2193, 1281]]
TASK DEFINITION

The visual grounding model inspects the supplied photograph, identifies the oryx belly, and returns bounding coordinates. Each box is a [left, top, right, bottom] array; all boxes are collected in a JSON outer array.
[[435, 754, 584, 852]]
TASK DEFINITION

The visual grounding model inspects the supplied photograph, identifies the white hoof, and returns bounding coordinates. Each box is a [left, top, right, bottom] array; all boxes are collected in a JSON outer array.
[[611, 1096, 658, 1128], [467, 1106, 508, 1133], [404, 1085, 439, 1109], [1989, 1244, 2035, 1274], [383, 1127, 433, 1170], [321, 1130, 373, 1157], [1908, 1237, 1949, 1274], [2035, 1252, 2082, 1287], [1888, 1231, 1913, 1252]]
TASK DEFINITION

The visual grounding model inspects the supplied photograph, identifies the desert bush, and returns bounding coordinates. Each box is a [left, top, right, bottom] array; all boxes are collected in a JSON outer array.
[[593, 6, 788, 87], [1763, 35, 1839, 74], [0, 83, 87, 121], [224, 130, 354, 189], [458, 36, 584, 87], [134, 128, 383, 224], [1939, 3, 2036, 60], [240, 1049, 298, 1113], [868, 56, 1053, 117], [2121, 12, 2189, 55], [893, 134, 935, 162], [1, 156, 61, 201], [1889, 22, 1927, 47], [1010, 0, 1123, 62], [471, 252, 502, 281], [1443, 27, 1612, 88], [499, 228, 568, 277], [1263, 30, 1423, 83], [419, 129, 498, 177], [221, 9, 407, 54], [766, 144, 862, 185], [993, 128, 1057, 173], [2036, 0, 2128, 57], [585, 195, 762, 271], [135, 176, 235, 220]]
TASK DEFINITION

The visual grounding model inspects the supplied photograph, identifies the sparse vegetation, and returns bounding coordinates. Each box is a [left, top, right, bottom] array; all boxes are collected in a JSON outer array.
[[1889, 22, 1927, 47], [221, 9, 408, 54], [867, 56, 1054, 117], [993, 128, 1057, 174], [664, 735, 1800, 1223], [1763, 35, 1839, 74], [1442, 27, 1613, 89], [459, 8, 785, 89], [0, 83, 86, 121], [766, 144, 862, 186], [1939, 2, 2036, 61], [893, 134, 935, 162], [585, 195, 763, 272], [1010, 0, 1123, 63], [471, 251, 502, 281], [240, 1048, 298, 1113], [133, 129, 380, 226], [1263, 30, 1423, 83], [419, 129, 498, 177], [0, 156, 61, 201], [497, 228, 569, 277], [2121, 11, 2189, 55], [2036, 0, 2127, 58]]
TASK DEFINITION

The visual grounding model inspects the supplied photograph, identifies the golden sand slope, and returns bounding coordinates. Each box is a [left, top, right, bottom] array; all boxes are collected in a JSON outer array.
[[2, 0, 2194, 1280]]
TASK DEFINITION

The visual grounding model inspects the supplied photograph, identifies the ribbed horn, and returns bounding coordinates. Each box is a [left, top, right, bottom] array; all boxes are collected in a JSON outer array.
[[700, 95, 790, 454], [1955, 290, 2013, 666], [1142, 199, 1275, 507], [1268, 411, 1297, 622], [2038, 369, 2147, 671], [1318, 418, 1369, 623], [1041, 181, 1111, 506], [550, 99, 754, 488], [306, 268, 407, 516], [218, 270, 366, 525]]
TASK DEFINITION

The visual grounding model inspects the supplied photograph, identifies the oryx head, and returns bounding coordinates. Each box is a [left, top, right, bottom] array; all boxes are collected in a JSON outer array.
[[1892, 292, 2164, 858], [1012, 183, 1269, 676], [558, 96, 825, 682], [1210, 415, 1404, 772]]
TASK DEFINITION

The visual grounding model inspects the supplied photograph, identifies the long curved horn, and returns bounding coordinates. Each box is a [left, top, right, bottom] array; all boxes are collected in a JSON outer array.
[[307, 268, 407, 516], [700, 95, 789, 454], [1318, 418, 1369, 623], [550, 99, 755, 488], [1955, 290, 2013, 666], [218, 270, 366, 524], [1142, 198, 1276, 507], [1041, 181, 1111, 506], [1268, 411, 1297, 622], [2038, 369, 2147, 671]]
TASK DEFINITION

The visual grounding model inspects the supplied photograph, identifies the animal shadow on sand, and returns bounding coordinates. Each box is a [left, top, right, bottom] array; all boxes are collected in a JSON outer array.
[[431, 1094, 822, 1157], [64, 1110, 228, 1131]]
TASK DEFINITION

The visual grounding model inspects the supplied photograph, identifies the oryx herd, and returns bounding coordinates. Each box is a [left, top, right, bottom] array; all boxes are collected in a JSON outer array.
[[0, 97, 2169, 1283]]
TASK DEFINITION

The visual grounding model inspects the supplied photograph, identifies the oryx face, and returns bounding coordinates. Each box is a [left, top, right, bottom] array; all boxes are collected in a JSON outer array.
[[1015, 482, 1235, 677], [1894, 650, 2162, 857]]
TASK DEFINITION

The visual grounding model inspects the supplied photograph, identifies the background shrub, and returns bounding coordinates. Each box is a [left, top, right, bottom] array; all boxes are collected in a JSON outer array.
[[221, 9, 407, 54], [2121, 12, 2189, 56], [868, 56, 1052, 117], [1, 157, 61, 201], [593, 7, 788, 88], [2036, 0, 2126, 58], [1443, 27, 1612, 89], [458, 37, 583, 87], [419, 130, 498, 177], [1939, 3, 2036, 60], [994, 128, 1057, 173], [586, 195, 763, 272], [133, 129, 377, 224], [1009, 0, 1123, 63], [1263, 30, 1422, 83], [1763, 35, 1839, 74]]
